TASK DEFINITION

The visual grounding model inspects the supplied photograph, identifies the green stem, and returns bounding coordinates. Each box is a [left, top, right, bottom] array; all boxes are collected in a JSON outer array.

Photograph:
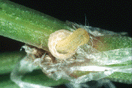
[[0, 51, 69, 87], [0, 51, 25, 74], [0, 0, 72, 51]]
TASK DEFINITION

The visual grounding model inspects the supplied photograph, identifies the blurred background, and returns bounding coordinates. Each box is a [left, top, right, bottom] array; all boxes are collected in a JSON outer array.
[[0, 0, 131, 88]]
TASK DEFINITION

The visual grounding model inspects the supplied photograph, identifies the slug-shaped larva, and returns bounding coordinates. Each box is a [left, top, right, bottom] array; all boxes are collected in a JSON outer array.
[[48, 28, 89, 60]]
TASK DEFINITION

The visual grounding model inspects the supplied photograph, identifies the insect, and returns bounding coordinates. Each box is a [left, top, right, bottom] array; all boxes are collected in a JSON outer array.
[[48, 28, 90, 60]]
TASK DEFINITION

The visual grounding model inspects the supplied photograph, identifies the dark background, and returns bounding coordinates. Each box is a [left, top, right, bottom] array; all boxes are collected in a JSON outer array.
[[0, 0, 131, 88]]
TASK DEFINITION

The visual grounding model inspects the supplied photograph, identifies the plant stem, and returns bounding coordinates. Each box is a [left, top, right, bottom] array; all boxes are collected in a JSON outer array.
[[0, 51, 25, 74], [0, 0, 72, 51]]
